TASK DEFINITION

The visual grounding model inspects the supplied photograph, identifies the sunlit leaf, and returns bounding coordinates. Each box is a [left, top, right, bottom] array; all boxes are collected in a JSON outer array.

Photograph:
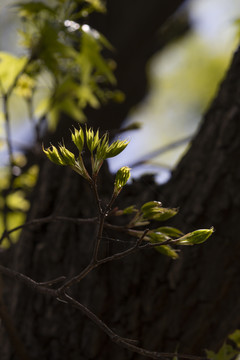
[[148, 232, 178, 259], [85, 0, 106, 13], [7, 191, 30, 212], [206, 343, 239, 360], [229, 329, 240, 348], [155, 226, 183, 238], [0, 52, 28, 94]]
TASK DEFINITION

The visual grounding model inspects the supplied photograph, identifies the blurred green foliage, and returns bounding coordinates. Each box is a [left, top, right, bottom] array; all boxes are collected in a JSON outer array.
[[0, 0, 118, 246], [206, 329, 240, 360]]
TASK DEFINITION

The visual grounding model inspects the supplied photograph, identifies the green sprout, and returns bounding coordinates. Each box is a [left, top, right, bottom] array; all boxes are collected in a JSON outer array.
[[58, 144, 76, 166], [86, 127, 100, 153], [114, 166, 131, 194], [141, 201, 178, 221], [42, 126, 214, 260], [71, 127, 84, 153], [176, 227, 214, 245], [42, 144, 64, 166], [43, 126, 130, 180]]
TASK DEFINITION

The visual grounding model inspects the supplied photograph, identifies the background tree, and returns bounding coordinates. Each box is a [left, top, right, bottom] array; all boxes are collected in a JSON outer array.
[[0, 1, 240, 359]]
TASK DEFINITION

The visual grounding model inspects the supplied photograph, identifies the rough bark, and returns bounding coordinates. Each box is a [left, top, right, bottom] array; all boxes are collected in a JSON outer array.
[[1, 4, 240, 360]]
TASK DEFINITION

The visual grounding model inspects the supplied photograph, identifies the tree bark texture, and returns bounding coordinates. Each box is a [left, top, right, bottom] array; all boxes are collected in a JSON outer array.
[[1, 5, 240, 360]]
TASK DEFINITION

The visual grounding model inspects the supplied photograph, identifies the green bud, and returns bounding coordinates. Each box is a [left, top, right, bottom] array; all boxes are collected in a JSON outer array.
[[155, 226, 183, 238], [95, 133, 109, 160], [149, 232, 169, 242], [177, 227, 214, 245], [86, 127, 99, 153], [114, 166, 131, 193], [58, 144, 76, 166], [42, 144, 64, 166], [71, 127, 84, 153], [104, 139, 129, 159], [155, 245, 179, 259], [141, 201, 162, 212], [142, 203, 178, 221], [122, 205, 137, 215], [150, 208, 178, 221]]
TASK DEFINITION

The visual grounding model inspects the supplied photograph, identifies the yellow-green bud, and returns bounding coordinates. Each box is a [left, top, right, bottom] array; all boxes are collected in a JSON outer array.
[[86, 127, 99, 153], [42, 144, 64, 165], [141, 201, 178, 221], [71, 127, 84, 153], [58, 144, 76, 166], [104, 139, 129, 159], [141, 201, 162, 212], [114, 166, 131, 193], [177, 227, 214, 245]]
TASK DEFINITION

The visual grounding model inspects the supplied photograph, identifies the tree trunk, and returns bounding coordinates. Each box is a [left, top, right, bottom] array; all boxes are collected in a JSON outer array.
[[1, 4, 240, 360]]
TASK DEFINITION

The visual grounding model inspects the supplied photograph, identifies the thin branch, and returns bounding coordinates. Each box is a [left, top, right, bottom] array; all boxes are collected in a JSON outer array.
[[96, 229, 149, 266], [92, 212, 105, 262], [0, 265, 56, 297], [0, 215, 97, 243], [37, 276, 66, 287], [0, 248, 205, 360], [58, 230, 149, 294], [91, 178, 102, 215], [62, 293, 206, 360], [57, 263, 96, 294]]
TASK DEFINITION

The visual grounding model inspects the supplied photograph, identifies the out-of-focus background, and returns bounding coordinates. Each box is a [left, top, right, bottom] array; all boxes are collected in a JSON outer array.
[[1, 0, 240, 182]]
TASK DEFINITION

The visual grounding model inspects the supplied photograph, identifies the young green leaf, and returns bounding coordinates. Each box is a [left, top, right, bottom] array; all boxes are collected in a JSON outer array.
[[86, 127, 99, 153], [206, 343, 239, 360], [71, 127, 84, 153], [177, 227, 214, 245], [228, 329, 240, 348], [143, 207, 178, 221], [104, 139, 129, 159], [122, 205, 137, 215], [58, 144, 76, 166], [114, 167, 131, 193], [155, 226, 183, 238], [42, 144, 64, 166], [141, 201, 162, 212]]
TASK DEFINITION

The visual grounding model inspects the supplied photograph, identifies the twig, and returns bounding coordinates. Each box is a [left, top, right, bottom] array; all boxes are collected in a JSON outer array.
[[91, 178, 102, 214], [0, 265, 56, 297], [92, 212, 105, 262], [62, 293, 207, 360], [58, 230, 149, 294], [0, 216, 97, 243], [0, 253, 206, 360]]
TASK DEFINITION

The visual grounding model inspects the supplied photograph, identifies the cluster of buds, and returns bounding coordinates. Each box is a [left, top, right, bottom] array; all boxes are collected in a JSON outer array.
[[43, 126, 131, 188], [43, 125, 214, 259], [117, 201, 214, 259]]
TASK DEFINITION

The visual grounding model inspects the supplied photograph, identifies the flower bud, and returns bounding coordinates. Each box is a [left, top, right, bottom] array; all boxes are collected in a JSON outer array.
[[114, 166, 131, 193], [58, 144, 76, 166], [42, 144, 64, 165], [177, 227, 214, 245], [71, 127, 84, 153], [104, 139, 129, 159], [86, 127, 99, 153]]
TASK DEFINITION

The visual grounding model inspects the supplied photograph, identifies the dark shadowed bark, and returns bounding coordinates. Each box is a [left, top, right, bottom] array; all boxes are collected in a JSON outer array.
[[1, 2, 240, 360]]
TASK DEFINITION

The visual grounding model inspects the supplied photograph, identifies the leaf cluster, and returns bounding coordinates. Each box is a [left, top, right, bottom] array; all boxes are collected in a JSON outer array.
[[43, 125, 129, 182], [43, 126, 213, 259], [1, 0, 118, 129]]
